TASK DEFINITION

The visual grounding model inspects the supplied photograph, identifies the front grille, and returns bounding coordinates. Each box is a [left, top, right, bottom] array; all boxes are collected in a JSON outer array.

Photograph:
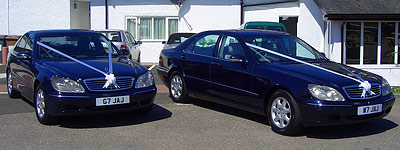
[[343, 83, 381, 100], [83, 76, 134, 92]]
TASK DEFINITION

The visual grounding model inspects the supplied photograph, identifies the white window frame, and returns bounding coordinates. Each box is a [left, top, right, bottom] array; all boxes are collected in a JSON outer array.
[[343, 21, 399, 67], [125, 16, 178, 41]]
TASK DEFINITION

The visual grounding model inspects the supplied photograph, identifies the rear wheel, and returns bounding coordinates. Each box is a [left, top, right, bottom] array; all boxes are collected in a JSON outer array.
[[7, 72, 21, 98], [35, 84, 56, 125], [169, 72, 189, 103], [267, 90, 303, 135]]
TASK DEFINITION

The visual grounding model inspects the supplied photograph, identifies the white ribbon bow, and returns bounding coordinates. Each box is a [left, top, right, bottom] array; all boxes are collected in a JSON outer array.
[[103, 74, 120, 89], [359, 80, 375, 98]]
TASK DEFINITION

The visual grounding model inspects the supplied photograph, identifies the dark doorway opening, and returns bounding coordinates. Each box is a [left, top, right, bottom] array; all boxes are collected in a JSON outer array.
[[279, 16, 298, 36]]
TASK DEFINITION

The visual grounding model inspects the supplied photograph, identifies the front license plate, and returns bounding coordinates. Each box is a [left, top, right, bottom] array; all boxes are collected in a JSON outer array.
[[357, 104, 382, 115], [96, 95, 130, 106]]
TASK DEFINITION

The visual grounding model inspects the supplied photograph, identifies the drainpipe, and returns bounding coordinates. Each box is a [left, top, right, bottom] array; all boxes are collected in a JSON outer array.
[[240, 0, 244, 25], [105, 0, 108, 29]]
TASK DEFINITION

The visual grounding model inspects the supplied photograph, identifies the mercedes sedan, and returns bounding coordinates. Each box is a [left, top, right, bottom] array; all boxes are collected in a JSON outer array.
[[157, 30, 395, 135], [7, 30, 156, 124]]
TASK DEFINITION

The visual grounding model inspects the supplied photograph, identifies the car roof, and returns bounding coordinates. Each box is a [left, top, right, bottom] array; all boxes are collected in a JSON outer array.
[[27, 29, 101, 37], [201, 29, 290, 36]]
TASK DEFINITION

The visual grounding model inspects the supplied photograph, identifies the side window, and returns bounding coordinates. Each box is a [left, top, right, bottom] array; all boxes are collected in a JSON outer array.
[[125, 32, 133, 44], [14, 36, 27, 53], [24, 35, 33, 52], [192, 34, 219, 56], [218, 36, 244, 60], [184, 40, 195, 53]]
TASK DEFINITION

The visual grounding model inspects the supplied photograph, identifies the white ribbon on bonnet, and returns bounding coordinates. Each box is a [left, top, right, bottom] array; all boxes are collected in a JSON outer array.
[[37, 41, 119, 89], [246, 43, 374, 98]]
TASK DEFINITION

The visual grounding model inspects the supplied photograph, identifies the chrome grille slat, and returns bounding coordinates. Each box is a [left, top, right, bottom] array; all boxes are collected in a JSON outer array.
[[343, 83, 381, 100], [83, 76, 134, 92]]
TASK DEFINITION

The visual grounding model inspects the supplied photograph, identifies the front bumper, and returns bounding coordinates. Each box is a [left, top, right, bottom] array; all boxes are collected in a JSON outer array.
[[301, 94, 396, 127], [45, 87, 157, 116]]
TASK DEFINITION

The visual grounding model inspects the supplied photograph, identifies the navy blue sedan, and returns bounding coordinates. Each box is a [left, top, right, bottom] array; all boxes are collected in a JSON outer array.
[[7, 30, 156, 124], [157, 30, 395, 135]]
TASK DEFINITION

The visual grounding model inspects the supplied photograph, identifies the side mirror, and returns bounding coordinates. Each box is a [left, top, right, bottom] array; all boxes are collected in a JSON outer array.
[[16, 52, 31, 60], [161, 41, 166, 44], [120, 49, 130, 55], [136, 41, 142, 45], [229, 55, 246, 64]]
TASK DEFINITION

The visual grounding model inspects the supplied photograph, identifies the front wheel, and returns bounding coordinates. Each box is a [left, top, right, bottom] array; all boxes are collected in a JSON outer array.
[[35, 84, 57, 125], [169, 72, 189, 103], [267, 90, 303, 135], [7, 72, 21, 98]]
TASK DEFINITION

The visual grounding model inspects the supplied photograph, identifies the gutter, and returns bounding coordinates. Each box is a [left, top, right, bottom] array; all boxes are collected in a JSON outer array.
[[105, 0, 108, 29]]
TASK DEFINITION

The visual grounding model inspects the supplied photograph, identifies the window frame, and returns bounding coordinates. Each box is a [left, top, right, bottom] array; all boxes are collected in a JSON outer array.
[[125, 16, 179, 41], [343, 21, 399, 67]]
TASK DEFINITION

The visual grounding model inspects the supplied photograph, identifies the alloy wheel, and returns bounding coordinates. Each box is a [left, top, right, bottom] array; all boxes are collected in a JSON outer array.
[[170, 75, 183, 99], [7, 73, 12, 94], [36, 89, 46, 119], [271, 97, 291, 128]]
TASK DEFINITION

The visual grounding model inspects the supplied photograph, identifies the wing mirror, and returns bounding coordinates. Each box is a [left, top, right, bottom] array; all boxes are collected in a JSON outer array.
[[16, 52, 31, 60], [136, 41, 142, 45], [229, 55, 246, 64], [120, 49, 130, 56], [161, 41, 167, 44]]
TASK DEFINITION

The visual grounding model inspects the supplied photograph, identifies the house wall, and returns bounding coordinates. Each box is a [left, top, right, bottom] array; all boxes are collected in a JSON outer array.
[[297, 0, 324, 52], [243, 2, 299, 23], [0, 0, 71, 35], [0, 0, 9, 35], [70, 1, 90, 29], [90, 0, 240, 63]]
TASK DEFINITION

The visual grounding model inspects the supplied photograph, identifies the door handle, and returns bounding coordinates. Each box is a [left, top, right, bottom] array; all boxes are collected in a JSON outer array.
[[211, 61, 220, 66], [181, 55, 187, 60]]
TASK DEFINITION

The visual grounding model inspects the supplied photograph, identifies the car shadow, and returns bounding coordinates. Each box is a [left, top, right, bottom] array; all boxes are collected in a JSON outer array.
[[304, 119, 398, 139], [191, 98, 398, 138], [56, 104, 172, 129], [191, 98, 268, 125]]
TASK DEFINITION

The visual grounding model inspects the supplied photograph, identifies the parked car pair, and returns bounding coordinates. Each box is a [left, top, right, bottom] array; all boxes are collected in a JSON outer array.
[[7, 30, 156, 124], [157, 30, 395, 135], [94, 30, 142, 62]]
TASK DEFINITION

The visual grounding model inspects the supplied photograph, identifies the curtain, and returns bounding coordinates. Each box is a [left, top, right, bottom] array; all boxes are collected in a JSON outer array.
[[154, 18, 166, 39], [140, 18, 152, 39], [168, 19, 178, 37], [127, 19, 136, 39]]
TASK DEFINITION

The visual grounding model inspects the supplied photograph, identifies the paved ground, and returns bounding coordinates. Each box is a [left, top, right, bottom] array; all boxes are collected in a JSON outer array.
[[0, 65, 400, 149]]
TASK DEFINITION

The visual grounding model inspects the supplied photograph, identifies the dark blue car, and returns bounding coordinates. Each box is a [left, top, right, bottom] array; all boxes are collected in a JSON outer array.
[[157, 30, 395, 135], [7, 30, 156, 124]]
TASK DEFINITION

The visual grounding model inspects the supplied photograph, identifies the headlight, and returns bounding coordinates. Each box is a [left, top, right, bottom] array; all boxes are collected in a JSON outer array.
[[135, 71, 154, 88], [381, 78, 392, 96], [308, 84, 345, 101], [51, 77, 85, 93]]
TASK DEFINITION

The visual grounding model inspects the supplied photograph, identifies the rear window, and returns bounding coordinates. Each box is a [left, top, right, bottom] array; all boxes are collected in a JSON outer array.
[[266, 26, 284, 32], [97, 31, 122, 42], [246, 25, 264, 30]]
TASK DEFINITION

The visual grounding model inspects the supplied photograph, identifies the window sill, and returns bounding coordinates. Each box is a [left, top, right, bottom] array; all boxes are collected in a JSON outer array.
[[349, 64, 400, 69]]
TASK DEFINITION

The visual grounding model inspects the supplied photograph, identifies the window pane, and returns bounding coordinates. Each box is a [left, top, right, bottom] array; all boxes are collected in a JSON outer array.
[[364, 22, 378, 64], [154, 18, 165, 39], [140, 18, 152, 39], [346, 22, 361, 64], [382, 22, 395, 64], [218, 36, 244, 59], [127, 19, 136, 39], [168, 19, 178, 37], [193, 35, 219, 56]]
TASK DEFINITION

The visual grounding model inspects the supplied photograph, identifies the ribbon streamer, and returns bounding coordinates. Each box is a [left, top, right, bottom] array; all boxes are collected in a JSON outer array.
[[37, 42, 119, 89], [245, 43, 374, 98]]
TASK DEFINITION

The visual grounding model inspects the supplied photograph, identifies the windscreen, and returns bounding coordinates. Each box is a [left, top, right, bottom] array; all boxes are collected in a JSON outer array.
[[244, 34, 326, 63], [38, 33, 119, 59]]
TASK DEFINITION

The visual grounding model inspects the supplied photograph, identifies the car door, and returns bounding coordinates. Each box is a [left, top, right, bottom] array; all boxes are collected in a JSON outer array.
[[179, 34, 221, 97], [125, 32, 140, 61], [210, 35, 257, 109], [9, 34, 36, 100]]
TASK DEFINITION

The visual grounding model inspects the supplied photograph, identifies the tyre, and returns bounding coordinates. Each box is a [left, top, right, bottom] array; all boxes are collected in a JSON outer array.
[[169, 72, 189, 103], [35, 84, 57, 125], [7, 72, 21, 98], [267, 90, 303, 135]]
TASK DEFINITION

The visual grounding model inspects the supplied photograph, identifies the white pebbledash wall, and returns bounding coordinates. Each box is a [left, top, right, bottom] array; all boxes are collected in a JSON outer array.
[[90, 0, 241, 63], [0, 0, 89, 35]]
